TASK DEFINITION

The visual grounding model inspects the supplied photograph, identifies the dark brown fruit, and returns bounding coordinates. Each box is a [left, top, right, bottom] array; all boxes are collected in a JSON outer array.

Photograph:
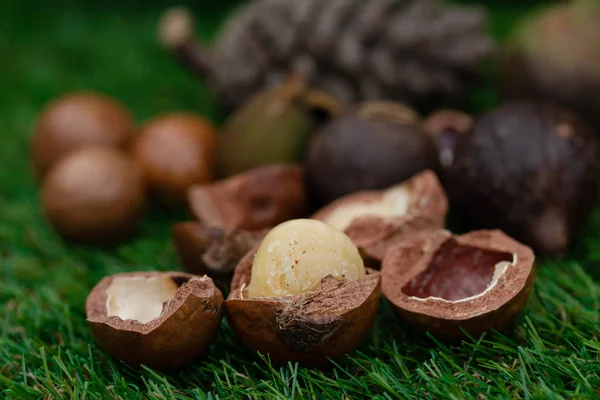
[[86, 271, 223, 371], [32, 92, 135, 179], [382, 229, 535, 341], [312, 170, 448, 266], [225, 247, 380, 367], [132, 112, 217, 204], [188, 164, 307, 231], [501, 0, 600, 130], [172, 222, 267, 280], [41, 148, 146, 245], [306, 101, 439, 206], [215, 77, 340, 178], [448, 102, 600, 257]]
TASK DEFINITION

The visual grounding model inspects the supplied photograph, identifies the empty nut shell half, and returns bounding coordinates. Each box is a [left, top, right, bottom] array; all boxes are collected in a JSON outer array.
[[86, 271, 223, 371], [225, 249, 381, 367], [172, 221, 267, 279], [313, 171, 448, 266], [188, 164, 307, 230], [381, 230, 535, 341]]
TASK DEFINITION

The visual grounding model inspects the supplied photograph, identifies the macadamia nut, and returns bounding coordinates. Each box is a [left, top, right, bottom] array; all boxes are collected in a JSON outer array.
[[246, 219, 365, 298], [324, 186, 412, 232], [106, 276, 178, 324]]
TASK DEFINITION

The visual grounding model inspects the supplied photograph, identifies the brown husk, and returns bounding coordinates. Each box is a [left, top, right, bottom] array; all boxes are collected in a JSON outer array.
[[312, 170, 448, 267], [381, 230, 535, 341], [86, 271, 223, 371], [188, 164, 307, 230], [172, 222, 267, 281], [225, 248, 381, 367]]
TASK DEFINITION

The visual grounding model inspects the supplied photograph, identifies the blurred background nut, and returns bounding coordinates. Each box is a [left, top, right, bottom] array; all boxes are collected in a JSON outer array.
[[132, 112, 217, 204], [31, 92, 135, 179], [41, 147, 146, 245]]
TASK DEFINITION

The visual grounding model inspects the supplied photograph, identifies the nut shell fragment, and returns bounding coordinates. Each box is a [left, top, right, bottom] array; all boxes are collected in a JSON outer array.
[[381, 230, 535, 341], [86, 271, 223, 371], [313, 171, 448, 266], [188, 164, 307, 230], [225, 249, 381, 367], [172, 221, 267, 278]]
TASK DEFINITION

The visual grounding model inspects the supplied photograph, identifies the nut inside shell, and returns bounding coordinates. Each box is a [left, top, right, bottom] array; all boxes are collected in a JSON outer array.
[[225, 248, 381, 367], [313, 170, 448, 266], [188, 163, 307, 230], [381, 230, 535, 341], [86, 271, 223, 371]]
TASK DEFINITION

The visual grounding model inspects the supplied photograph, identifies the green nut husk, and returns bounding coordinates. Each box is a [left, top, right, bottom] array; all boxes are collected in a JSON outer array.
[[215, 76, 340, 178], [501, 0, 600, 130]]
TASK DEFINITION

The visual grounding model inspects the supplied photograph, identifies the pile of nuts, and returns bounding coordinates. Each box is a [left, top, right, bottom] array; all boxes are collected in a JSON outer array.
[[32, 74, 599, 371]]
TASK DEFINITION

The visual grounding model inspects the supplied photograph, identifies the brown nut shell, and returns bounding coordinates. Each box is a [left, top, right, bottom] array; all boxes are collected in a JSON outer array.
[[381, 229, 535, 341], [313, 170, 448, 266], [188, 164, 307, 230], [41, 147, 146, 245], [172, 221, 267, 279], [86, 271, 223, 371], [225, 249, 381, 367], [32, 92, 135, 179], [132, 113, 217, 204]]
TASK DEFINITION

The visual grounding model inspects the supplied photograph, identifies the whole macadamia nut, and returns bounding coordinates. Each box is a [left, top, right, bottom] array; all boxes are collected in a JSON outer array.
[[132, 112, 217, 203], [41, 147, 146, 245], [31, 92, 135, 178], [226, 219, 381, 367]]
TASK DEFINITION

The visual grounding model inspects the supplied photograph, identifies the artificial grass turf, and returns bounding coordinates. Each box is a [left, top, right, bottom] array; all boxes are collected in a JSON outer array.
[[1, 0, 599, 398]]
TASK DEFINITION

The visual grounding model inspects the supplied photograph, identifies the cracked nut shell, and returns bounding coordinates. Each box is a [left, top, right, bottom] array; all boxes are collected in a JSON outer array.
[[188, 164, 307, 231], [132, 112, 217, 204], [382, 229, 535, 341], [172, 221, 267, 279], [32, 92, 135, 179], [313, 170, 448, 266], [41, 147, 146, 245], [448, 102, 600, 257], [305, 101, 439, 206], [225, 249, 381, 367], [86, 271, 223, 371]]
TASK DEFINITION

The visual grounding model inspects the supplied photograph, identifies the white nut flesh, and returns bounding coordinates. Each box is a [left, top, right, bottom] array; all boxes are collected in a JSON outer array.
[[246, 219, 365, 298], [106, 276, 179, 324], [324, 186, 412, 232]]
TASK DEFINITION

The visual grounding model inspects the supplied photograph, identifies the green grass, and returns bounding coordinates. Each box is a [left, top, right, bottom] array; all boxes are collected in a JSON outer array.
[[2, 0, 599, 398]]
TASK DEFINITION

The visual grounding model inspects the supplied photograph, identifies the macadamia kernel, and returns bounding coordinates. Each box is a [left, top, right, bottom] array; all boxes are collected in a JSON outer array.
[[246, 219, 365, 298], [106, 276, 178, 324], [324, 186, 412, 231]]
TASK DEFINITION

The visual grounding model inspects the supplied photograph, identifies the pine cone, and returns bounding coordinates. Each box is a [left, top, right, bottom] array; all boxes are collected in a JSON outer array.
[[159, 0, 495, 111]]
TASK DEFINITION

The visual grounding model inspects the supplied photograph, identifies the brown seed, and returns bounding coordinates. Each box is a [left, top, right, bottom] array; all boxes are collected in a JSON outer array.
[[31, 92, 135, 179], [172, 221, 267, 280], [381, 229, 535, 341], [225, 219, 381, 367], [132, 112, 217, 204], [188, 164, 307, 231], [41, 147, 146, 245], [312, 170, 448, 267], [86, 271, 223, 371], [305, 101, 439, 206]]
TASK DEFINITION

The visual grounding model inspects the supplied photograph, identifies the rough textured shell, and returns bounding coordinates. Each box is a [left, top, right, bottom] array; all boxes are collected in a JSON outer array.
[[188, 164, 307, 231], [313, 170, 448, 266], [381, 230, 535, 341], [86, 271, 223, 371], [225, 248, 381, 367]]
